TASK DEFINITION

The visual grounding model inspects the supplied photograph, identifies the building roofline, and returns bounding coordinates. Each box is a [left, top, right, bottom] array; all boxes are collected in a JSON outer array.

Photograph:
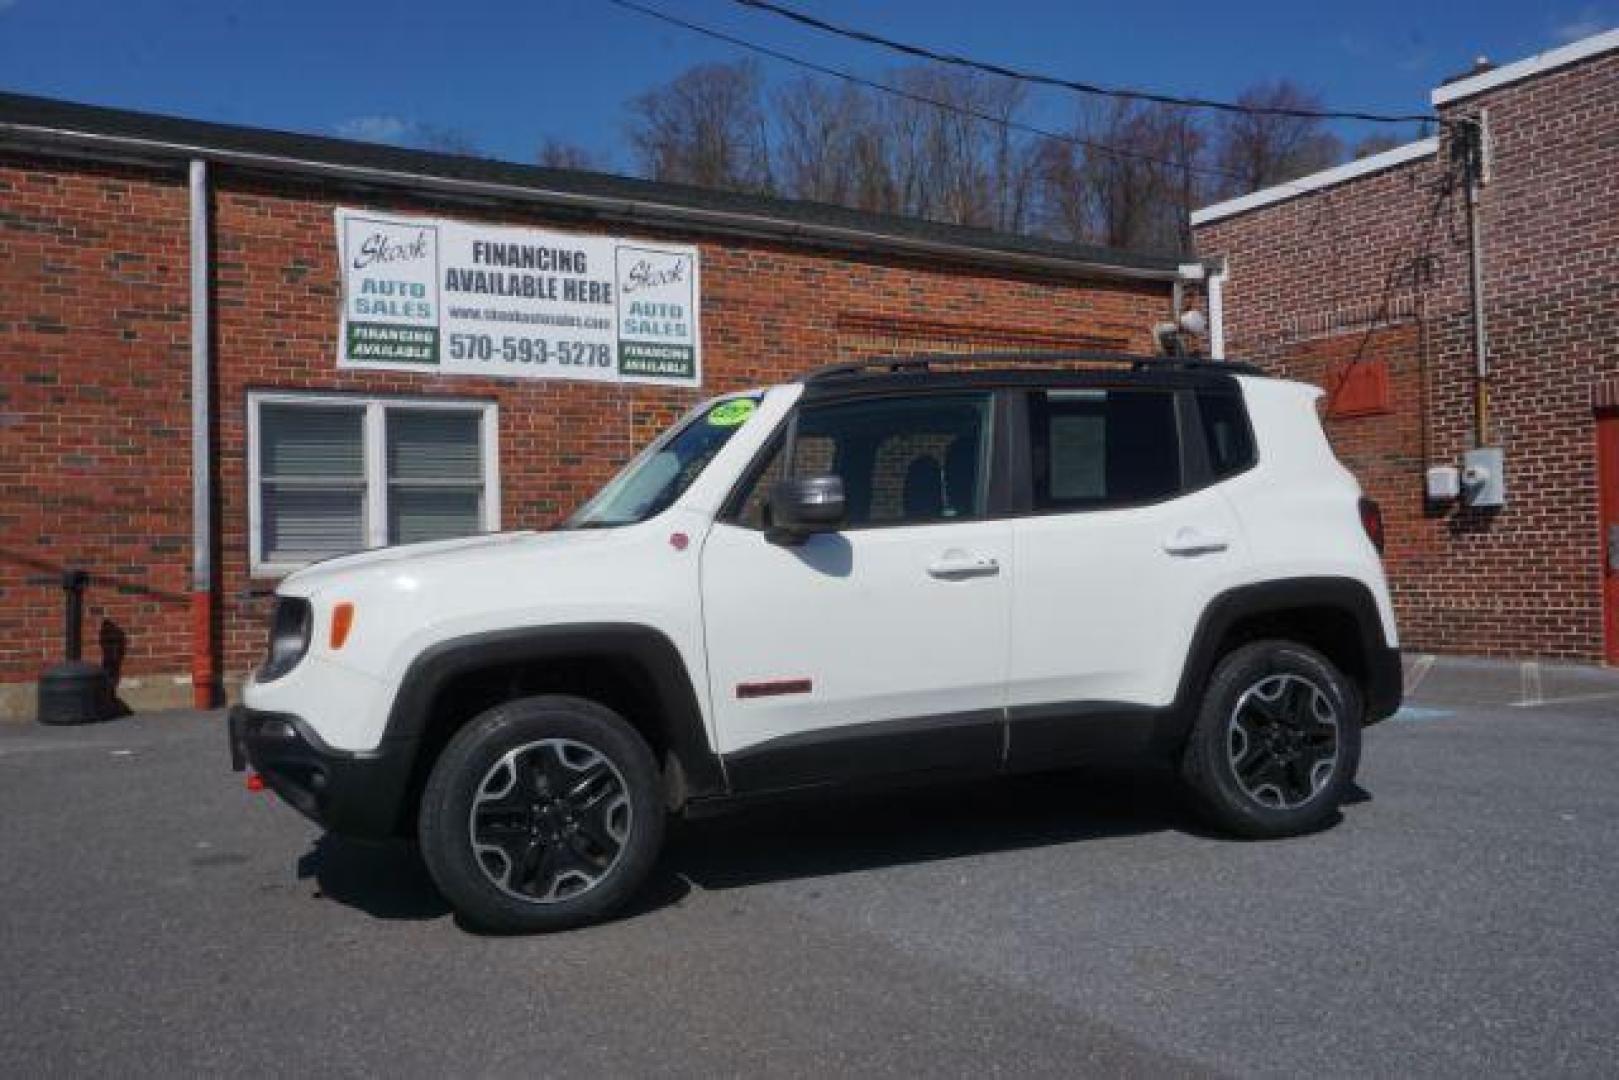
[[1190, 138, 1438, 228], [1432, 27, 1619, 105], [0, 91, 1188, 284]]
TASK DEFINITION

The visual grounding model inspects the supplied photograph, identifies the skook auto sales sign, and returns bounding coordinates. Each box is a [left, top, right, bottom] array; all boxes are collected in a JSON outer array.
[[336, 209, 701, 386]]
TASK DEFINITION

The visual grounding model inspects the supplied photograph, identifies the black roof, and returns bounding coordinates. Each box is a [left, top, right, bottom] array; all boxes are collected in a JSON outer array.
[[796, 351, 1260, 400], [0, 90, 1187, 281]]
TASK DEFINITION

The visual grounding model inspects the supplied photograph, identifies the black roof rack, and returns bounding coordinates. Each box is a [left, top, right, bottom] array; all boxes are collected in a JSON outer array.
[[803, 349, 1264, 382]]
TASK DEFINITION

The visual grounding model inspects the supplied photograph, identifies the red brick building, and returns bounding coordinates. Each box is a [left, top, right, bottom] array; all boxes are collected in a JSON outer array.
[[0, 92, 1196, 717], [1194, 29, 1619, 665]]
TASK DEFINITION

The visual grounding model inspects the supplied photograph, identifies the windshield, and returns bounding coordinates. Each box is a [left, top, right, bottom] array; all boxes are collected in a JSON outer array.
[[566, 395, 762, 528]]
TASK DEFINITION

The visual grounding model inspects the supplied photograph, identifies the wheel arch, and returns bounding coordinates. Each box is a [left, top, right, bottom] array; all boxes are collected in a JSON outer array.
[[384, 624, 725, 833], [1160, 577, 1401, 751]]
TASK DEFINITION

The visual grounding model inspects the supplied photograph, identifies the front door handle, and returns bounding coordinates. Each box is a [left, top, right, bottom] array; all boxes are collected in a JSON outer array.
[[927, 552, 1001, 579], [1163, 526, 1229, 556]]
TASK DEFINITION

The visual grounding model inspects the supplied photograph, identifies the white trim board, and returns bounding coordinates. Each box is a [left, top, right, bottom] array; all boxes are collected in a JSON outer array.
[[1190, 138, 1438, 227], [1433, 28, 1619, 105]]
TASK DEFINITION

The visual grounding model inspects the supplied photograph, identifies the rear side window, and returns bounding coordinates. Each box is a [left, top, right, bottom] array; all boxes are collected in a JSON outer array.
[[1029, 389, 1181, 510], [1197, 391, 1256, 478]]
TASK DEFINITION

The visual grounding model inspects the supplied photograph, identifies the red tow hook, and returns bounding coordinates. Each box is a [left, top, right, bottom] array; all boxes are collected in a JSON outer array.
[[245, 772, 266, 792]]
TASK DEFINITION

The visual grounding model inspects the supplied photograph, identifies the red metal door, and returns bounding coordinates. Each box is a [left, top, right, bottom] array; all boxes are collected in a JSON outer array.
[[1600, 411, 1619, 665]]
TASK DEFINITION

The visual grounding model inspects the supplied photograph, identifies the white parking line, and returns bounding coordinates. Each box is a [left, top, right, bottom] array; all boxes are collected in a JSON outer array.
[[1519, 662, 1544, 707], [1508, 689, 1619, 709], [1404, 654, 1437, 696]]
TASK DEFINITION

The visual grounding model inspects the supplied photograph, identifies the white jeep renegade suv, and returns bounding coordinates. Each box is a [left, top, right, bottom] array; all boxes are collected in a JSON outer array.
[[231, 353, 1401, 932]]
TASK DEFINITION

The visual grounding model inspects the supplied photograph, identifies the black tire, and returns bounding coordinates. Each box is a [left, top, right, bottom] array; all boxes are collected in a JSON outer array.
[[1180, 640, 1362, 839], [418, 695, 665, 933]]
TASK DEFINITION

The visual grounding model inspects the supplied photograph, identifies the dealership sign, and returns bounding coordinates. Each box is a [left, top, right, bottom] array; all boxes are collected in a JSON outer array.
[[335, 209, 701, 386]]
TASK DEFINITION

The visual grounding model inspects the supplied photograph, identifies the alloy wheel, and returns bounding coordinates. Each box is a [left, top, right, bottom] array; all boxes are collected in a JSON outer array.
[[1226, 673, 1340, 810], [468, 739, 632, 903]]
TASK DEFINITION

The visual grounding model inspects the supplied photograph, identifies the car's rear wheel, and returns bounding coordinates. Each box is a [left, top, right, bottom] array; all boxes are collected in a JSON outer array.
[[418, 695, 664, 932], [1181, 641, 1362, 838]]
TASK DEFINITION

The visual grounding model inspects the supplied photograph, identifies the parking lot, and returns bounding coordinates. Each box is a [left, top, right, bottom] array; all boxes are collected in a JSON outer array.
[[2, 658, 1617, 1077]]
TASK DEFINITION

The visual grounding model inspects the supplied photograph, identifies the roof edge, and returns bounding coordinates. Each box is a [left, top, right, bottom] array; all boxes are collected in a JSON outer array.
[[1190, 138, 1438, 228], [1432, 28, 1619, 106]]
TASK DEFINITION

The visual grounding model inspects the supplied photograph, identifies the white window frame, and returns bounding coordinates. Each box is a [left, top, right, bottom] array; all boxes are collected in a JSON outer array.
[[247, 391, 500, 576]]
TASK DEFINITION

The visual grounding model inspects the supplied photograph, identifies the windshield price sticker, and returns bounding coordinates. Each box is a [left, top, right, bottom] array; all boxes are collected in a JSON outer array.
[[706, 399, 757, 427], [337, 209, 701, 387]]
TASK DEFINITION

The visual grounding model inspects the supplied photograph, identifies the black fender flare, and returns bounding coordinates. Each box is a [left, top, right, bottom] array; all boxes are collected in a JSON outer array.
[[383, 623, 726, 801], [1155, 576, 1402, 751]]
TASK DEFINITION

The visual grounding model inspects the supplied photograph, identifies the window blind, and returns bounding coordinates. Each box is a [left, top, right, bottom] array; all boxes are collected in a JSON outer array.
[[259, 404, 366, 563], [386, 410, 485, 543]]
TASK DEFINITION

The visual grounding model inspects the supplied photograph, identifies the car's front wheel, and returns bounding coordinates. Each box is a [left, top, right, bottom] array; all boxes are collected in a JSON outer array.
[[1181, 641, 1362, 838], [417, 695, 665, 932]]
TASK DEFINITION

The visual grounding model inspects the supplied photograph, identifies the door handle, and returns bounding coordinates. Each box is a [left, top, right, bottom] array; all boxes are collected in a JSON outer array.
[[927, 553, 1001, 579], [1608, 523, 1619, 572], [1163, 526, 1229, 556]]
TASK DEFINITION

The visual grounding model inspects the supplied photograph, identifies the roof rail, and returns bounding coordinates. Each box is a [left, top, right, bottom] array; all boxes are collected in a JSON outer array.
[[803, 349, 1264, 381]]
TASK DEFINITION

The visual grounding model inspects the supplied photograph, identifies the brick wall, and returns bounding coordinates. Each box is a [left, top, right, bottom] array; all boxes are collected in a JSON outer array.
[[1, 153, 1172, 708], [0, 158, 194, 703], [1197, 47, 1619, 661]]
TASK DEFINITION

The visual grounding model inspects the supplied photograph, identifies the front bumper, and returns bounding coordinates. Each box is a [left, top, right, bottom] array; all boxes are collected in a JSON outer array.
[[229, 706, 418, 839]]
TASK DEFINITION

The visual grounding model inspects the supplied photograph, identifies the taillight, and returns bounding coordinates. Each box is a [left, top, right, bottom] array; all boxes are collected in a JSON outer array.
[[1359, 497, 1385, 554]]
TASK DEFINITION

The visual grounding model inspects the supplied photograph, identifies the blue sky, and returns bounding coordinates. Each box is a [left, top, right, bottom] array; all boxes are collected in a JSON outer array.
[[0, 0, 1614, 171]]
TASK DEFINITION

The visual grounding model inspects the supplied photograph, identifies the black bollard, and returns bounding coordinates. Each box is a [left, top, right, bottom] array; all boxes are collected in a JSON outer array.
[[36, 569, 116, 725]]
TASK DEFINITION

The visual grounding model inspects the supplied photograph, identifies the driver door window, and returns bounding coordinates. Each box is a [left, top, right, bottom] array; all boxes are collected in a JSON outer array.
[[731, 394, 992, 530]]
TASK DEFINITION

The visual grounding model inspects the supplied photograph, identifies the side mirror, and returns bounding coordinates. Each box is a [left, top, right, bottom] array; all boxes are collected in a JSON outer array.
[[766, 475, 845, 545]]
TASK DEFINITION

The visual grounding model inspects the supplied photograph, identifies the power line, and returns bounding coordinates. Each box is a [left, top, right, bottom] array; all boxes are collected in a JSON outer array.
[[602, 0, 1258, 186], [732, 0, 1451, 129]]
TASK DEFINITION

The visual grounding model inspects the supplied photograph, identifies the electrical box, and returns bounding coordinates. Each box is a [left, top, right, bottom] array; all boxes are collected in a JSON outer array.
[[1426, 465, 1461, 501], [1461, 447, 1506, 508]]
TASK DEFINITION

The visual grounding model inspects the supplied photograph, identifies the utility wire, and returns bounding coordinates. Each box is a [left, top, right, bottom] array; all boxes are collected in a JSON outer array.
[[603, 0, 1273, 188], [731, 0, 1452, 128]]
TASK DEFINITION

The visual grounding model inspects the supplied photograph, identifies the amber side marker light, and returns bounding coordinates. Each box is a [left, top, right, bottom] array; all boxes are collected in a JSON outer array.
[[330, 602, 356, 650]]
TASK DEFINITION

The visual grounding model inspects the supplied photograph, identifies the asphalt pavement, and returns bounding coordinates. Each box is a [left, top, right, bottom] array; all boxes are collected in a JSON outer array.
[[1, 656, 1617, 1077]]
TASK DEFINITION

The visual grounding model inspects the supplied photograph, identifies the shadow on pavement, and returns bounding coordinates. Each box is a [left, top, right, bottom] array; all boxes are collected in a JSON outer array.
[[298, 836, 451, 920], [299, 766, 1366, 925], [668, 764, 1212, 891]]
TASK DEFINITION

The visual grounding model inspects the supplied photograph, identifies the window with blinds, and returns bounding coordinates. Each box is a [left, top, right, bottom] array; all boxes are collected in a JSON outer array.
[[251, 395, 497, 572], [387, 410, 485, 545], [259, 404, 366, 565]]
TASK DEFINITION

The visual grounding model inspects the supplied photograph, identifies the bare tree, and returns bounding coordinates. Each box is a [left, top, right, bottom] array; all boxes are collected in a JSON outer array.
[[536, 137, 599, 171], [1350, 132, 1405, 159], [773, 77, 873, 205], [1036, 100, 1207, 253], [1212, 80, 1343, 196], [627, 60, 772, 193], [871, 67, 1038, 230]]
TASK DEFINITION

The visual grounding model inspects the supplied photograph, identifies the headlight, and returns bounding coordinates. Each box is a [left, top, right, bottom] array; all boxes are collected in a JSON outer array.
[[258, 596, 312, 682]]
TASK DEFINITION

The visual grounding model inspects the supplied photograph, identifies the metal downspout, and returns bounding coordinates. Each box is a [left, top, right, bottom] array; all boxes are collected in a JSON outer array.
[[188, 159, 216, 708]]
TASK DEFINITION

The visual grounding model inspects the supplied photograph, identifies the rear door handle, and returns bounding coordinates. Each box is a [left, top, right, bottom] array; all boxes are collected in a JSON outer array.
[[927, 553, 1001, 579], [1163, 526, 1229, 556]]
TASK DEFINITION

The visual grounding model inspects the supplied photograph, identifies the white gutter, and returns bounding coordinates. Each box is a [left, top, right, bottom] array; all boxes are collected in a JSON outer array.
[[0, 121, 1189, 285], [1191, 138, 1438, 227], [1432, 28, 1619, 105], [1207, 261, 1227, 360]]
